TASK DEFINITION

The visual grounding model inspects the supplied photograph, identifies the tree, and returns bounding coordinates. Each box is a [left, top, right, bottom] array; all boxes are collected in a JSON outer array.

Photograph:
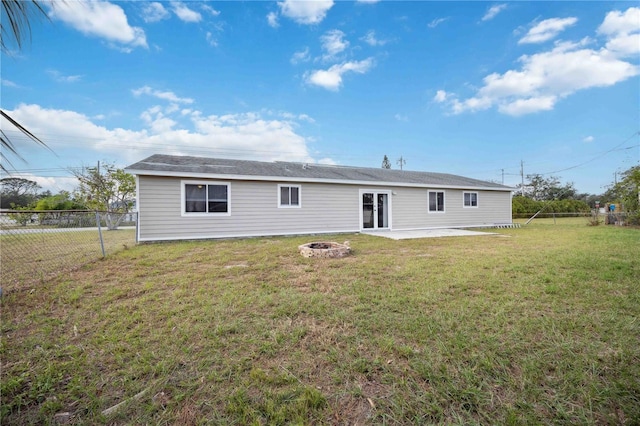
[[73, 163, 135, 230], [35, 191, 85, 211], [0, 177, 41, 208], [1, 0, 51, 172], [606, 165, 640, 224], [516, 174, 577, 201], [381, 155, 391, 169]]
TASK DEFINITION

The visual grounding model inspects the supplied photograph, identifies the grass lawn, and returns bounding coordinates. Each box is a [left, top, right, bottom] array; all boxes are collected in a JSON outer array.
[[1, 219, 639, 424]]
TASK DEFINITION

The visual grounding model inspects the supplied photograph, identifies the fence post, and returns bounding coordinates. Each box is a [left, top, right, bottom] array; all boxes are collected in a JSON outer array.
[[95, 211, 106, 257]]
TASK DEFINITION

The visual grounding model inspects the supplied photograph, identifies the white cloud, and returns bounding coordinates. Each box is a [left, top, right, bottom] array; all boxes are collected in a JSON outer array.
[[2, 79, 21, 88], [272, 111, 315, 123], [583, 136, 594, 143], [450, 96, 493, 114], [171, 1, 202, 23], [317, 157, 337, 165], [278, 0, 334, 25], [519, 17, 578, 44], [598, 7, 640, 36], [306, 58, 375, 91], [436, 8, 639, 116], [497, 96, 556, 116], [141, 2, 170, 23], [604, 33, 640, 56], [482, 4, 507, 22], [202, 5, 221, 17], [433, 90, 448, 103], [2, 104, 136, 152], [165, 104, 180, 114], [48, 0, 147, 50], [46, 69, 82, 83], [360, 30, 386, 46], [320, 29, 349, 60], [141, 106, 178, 134], [15, 174, 79, 193], [290, 47, 310, 64], [132, 86, 194, 104], [4, 103, 321, 167], [394, 114, 408, 122], [267, 11, 279, 28], [598, 7, 640, 57], [297, 114, 315, 123], [206, 32, 218, 47], [428, 17, 449, 29]]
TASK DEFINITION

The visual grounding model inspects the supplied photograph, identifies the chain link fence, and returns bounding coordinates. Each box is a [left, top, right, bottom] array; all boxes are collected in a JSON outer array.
[[514, 211, 638, 226], [0, 210, 137, 291], [512, 211, 592, 219]]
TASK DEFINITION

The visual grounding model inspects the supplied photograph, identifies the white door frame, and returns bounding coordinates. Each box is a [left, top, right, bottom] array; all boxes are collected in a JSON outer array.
[[359, 189, 392, 231]]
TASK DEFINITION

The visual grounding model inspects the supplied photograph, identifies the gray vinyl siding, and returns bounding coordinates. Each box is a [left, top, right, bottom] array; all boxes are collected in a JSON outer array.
[[137, 176, 512, 241], [391, 187, 512, 229], [137, 176, 360, 241]]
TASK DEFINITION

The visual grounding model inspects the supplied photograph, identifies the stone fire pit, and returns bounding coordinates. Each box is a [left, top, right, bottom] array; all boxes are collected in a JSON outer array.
[[298, 241, 351, 258]]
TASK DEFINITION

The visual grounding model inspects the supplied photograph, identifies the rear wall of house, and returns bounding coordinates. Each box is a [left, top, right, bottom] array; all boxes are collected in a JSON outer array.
[[136, 176, 512, 241], [392, 187, 512, 229], [137, 176, 361, 241]]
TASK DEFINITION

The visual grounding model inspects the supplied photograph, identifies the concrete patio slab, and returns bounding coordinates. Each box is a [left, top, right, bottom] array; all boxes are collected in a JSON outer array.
[[362, 228, 498, 240]]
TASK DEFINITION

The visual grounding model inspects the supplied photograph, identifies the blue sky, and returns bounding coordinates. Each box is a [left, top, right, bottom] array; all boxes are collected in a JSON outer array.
[[1, 1, 639, 195]]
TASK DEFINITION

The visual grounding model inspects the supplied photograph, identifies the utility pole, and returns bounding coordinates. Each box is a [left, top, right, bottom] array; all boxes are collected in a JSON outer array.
[[397, 156, 406, 170], [520, 160, 525, 196]]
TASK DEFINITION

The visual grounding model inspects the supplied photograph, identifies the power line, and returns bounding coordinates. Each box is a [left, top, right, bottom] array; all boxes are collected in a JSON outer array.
[[538, 131, 639, 176]]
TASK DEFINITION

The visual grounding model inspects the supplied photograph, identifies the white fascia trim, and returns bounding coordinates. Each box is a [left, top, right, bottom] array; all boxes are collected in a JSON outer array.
[[137, 228, 359, 242], [128, 169, 514, 192], [135, 175, 141, 243]]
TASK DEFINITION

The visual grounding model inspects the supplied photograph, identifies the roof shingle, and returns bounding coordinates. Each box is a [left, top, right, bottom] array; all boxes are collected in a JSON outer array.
[[126, 154, 512, 190]]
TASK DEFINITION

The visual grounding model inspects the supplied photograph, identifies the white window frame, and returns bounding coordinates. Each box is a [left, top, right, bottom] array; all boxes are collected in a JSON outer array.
[[278, 184, 301, 208], [428, 190, 445, 213], [463, 191, 479, 208], [181, 180, 231, 217]]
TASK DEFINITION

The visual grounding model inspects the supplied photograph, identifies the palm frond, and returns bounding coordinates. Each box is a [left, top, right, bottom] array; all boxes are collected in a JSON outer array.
[[1, 0, 48, 52], [1, 109, 52, 173], [1, 1, 52, 173]]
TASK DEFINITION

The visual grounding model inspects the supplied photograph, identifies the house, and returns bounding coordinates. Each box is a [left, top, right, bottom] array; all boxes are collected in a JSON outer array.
[[125, 154, 513, 242]]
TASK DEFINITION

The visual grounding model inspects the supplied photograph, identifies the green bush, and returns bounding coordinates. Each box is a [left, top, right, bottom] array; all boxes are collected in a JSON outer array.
[[512, 196, 589, 218]]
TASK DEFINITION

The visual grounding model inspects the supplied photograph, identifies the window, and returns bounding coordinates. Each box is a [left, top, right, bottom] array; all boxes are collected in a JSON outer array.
[[428, 191, 445, 212], [463, 192, 478, 208], [183, 181, 230, 215], [278, 184, 301, 208]]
